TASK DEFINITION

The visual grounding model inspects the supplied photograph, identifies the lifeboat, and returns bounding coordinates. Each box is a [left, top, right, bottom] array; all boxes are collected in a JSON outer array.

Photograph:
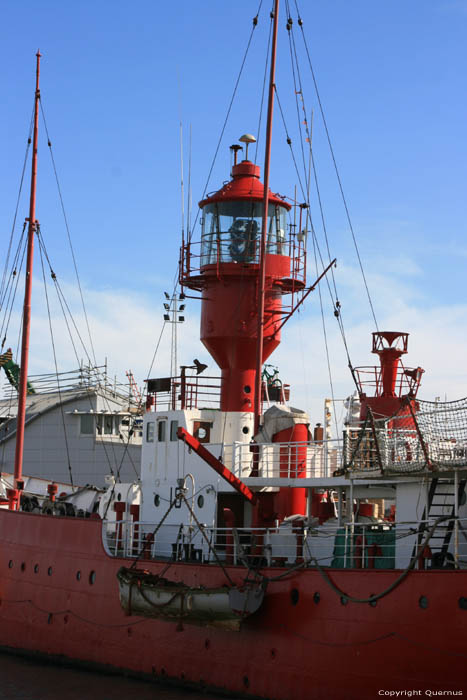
[[117, 567, 265, 631]]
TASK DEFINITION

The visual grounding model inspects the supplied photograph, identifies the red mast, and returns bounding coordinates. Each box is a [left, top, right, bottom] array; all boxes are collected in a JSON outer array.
[[9, 51, 41, 511], [254, 0, 280, 434]]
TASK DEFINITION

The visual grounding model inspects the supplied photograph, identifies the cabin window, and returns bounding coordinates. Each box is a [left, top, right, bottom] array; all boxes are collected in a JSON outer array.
[[146, 422, 155, 443], [157, 420, 166, 442], [170, 420, 179, 441], [80, 414, 94, 435]]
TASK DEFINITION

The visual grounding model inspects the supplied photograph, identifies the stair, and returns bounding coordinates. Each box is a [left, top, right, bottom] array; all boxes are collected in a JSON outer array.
[[413, 476, 466, 567]]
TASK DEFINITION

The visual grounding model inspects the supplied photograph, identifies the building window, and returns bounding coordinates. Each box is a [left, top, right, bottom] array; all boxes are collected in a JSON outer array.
[[146, 422, 155, 443], [170, 420, 179, 441], [96, 415, 122, 437], [80, 414, 94, 435]]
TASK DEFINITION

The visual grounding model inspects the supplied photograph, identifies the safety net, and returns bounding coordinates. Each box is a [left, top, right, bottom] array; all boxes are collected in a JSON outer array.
[[345, 397, 467, 476]]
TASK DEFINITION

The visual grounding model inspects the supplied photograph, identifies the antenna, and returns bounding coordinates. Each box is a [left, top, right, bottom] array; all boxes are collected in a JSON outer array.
[[180, 121, 185, 247], [187, 124, 192, 241], [239, 133, 256, 161]]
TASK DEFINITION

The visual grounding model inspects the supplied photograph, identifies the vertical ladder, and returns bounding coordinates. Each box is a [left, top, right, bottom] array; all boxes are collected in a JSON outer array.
[[414, 476, 466, 567]]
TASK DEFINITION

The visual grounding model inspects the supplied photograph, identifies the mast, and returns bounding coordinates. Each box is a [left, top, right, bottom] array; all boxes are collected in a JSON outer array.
[[10, 51, 41, 510], [254, 0, 279, 433]]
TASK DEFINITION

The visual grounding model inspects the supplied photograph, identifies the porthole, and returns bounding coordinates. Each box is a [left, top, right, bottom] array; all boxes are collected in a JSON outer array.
[[290, 588, 299, 606], [197, 495, 204, 509], [458, 597, 467, 610], [242, 426, 249, 434], [117, 493, 122, 501], [34, 564, 39, 574], [419, 595, 428, 609], [243, 385, 251, 394], [154, 494, 160, 507], [47, 566, 53, 576], [20, 562, 26, 572], [76, 571, 81, 581], [313, 592, 320, 605], [89, 570, 96, 585], [196, 427, 207, 440], [8, 560, 13, 569]]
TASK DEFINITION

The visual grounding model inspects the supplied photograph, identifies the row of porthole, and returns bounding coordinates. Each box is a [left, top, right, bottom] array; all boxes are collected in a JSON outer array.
[[8, 560, 96, 585], [292, 589, 467, 611]]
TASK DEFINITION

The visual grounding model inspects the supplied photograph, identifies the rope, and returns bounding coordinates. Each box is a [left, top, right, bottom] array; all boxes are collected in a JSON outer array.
[[37, 231, 74, 488], [181, 494, 234, 586], [0, 105, 34, 308], [39, 97, 98, 366], [189, 6, 262, 240], [36, 230, 120, 480], [302, 516, 451, 604], [254, 8, 273, 165], [293, 0, 379, 331]]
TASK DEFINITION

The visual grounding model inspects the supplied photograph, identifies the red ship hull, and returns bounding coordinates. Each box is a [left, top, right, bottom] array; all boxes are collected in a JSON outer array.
[[0, 509, 465, 699]]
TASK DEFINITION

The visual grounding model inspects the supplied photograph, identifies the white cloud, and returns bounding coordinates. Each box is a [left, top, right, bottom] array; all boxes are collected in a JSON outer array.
[[4, 260, 467, 441]]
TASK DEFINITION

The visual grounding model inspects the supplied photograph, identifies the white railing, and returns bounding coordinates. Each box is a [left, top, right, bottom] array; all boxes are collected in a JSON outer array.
[[218, 439, 344, 480], [102, 516, 467, 570]]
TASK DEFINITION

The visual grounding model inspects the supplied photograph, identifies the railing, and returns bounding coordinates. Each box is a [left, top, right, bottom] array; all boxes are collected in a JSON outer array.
[[345, 425, 467, 475], [102, 516, 467, 570], [151, 375, 222, 411], [353, 365, 422, 399], [180, 231, 306, 290], [221, 439, 343, 479]]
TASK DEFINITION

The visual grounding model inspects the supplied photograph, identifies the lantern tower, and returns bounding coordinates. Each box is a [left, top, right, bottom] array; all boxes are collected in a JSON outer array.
[[180, 140, 306, 419], [355, 331, 424, 420]]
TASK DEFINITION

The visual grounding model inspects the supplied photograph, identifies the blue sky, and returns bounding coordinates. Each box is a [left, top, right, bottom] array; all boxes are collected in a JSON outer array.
[[1, 0, 466, 427]]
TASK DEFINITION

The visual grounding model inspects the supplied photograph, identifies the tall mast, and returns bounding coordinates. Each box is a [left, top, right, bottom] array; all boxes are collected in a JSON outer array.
[[10, 51, 41, 510], [254, 0, 279, 432]]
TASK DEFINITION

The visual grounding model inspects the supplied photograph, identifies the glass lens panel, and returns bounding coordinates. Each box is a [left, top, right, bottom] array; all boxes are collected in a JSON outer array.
[[201, 202, 288, 265]]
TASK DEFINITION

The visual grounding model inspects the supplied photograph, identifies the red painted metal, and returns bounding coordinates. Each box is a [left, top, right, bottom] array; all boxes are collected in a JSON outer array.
[[177, 427, 257, 504], [198, 160, 290, 210], [12, 51, 41, 509], [254, 0, 280, 433], [273, 424, 308, 518], [0, 511, 466, 699], [357, 332, 424, 420]]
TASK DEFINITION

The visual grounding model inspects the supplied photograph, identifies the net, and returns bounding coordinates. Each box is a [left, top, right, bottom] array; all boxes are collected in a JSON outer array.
[[345, 397, 467, 476]]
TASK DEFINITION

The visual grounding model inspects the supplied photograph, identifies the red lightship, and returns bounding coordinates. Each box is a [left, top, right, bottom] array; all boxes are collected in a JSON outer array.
[[1, 5, 467, 700]]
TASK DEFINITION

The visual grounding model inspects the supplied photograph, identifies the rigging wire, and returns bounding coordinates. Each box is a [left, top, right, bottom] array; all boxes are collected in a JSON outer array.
[[254, 9, 273, 165], [189, 4, 263, 240], [0, 108, 34, 310], [293, 0, 379, 332], [39, 97, 98, 366], [37, 230, 74, 488], [36, 229, 122, 480], [0, 224, 28, 350]]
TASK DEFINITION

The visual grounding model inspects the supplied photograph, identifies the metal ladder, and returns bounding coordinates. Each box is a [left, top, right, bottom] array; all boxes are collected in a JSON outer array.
[[414, 476, 466, 567]]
